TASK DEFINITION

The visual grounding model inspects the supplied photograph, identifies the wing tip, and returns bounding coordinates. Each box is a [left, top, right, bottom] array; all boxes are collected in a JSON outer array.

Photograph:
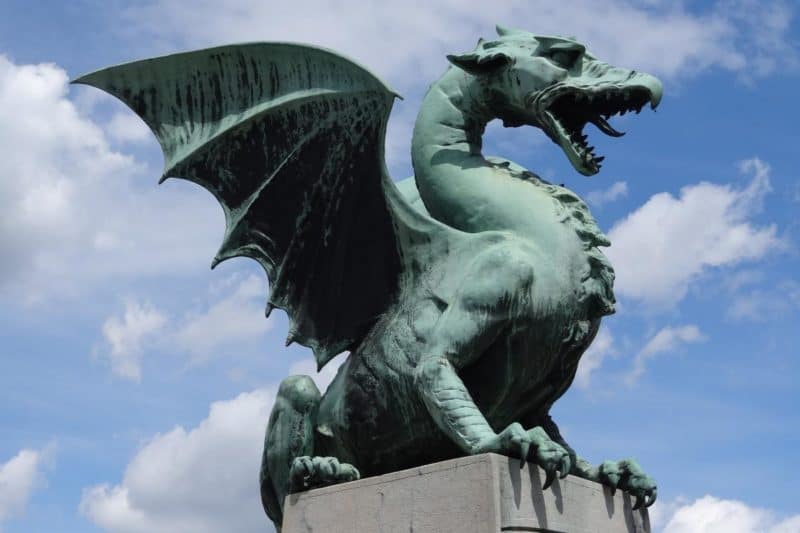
[[69, 69, 103, 87]]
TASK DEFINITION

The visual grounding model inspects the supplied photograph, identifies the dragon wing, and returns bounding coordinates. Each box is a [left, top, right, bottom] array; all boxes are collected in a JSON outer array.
[[74, 43, 426, 369]]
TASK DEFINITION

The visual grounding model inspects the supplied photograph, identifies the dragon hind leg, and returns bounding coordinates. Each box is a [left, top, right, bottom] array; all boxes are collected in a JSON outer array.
[[260, 375, 359, 531]]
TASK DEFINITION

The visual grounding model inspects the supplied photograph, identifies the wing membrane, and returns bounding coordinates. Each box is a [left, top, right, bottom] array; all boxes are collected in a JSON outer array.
[[74, 43, 404, 368]]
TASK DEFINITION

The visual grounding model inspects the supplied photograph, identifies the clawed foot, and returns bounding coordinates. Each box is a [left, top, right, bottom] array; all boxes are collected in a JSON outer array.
[[288, 456, 360, 493], [474, 423, 571, 490], [598, 459, 657, 509]]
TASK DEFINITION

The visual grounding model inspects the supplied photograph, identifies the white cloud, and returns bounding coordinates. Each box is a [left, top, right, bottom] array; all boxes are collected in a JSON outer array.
[[106, 112, 151, 144], [724, 269, 766, 293], [728, 279, 800, 321], [174, 274, 272, 362], [607, 157, 780, 309], [660, 495, 800, 533], [79, 351, 345, 531], [98, 301, 168, 382], [80, 388, 275, 533], [627, 325, 704, 384], [586, 181, 628, 208], [0, 54, 220, 306], [124, 0, 796, 84], [575, 325, 615, 389], [0, 55, 128, 300], [0, 447, 51, 528], [712, 0, 798, 81], [96, 274, 274, 381]]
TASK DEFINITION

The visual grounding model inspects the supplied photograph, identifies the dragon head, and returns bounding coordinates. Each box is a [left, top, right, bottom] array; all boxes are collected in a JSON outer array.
[[448, 25, 663, 176]]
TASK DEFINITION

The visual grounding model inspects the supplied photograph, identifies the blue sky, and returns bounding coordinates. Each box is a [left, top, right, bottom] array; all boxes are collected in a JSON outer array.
[[0, 1, 798, 532]]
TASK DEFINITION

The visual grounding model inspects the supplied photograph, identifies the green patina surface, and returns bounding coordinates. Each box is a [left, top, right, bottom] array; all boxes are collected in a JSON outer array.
[[75, 25, 662, 531]]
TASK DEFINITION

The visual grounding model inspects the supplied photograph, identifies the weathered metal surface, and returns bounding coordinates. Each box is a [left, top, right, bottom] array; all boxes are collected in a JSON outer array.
[[76, 25, 663, 531]]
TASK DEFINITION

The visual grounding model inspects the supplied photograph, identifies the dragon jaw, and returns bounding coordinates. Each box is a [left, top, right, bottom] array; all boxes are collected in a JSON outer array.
[[447, 29, 664, 178], [532, 75, 663, 176]]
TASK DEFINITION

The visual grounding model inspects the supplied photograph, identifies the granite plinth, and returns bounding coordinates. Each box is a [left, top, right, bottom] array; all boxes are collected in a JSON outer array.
[[282, 453, 650, 532]]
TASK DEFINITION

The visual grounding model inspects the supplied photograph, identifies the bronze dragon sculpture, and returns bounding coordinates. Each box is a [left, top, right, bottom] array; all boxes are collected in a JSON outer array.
[[76, 25, 662, 530]]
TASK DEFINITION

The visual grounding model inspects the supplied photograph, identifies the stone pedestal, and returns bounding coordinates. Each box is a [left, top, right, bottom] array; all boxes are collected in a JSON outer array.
[[283, 453, 650, 532]]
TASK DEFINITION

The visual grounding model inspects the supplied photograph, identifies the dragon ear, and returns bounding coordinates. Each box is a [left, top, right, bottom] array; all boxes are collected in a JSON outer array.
[[496, 24, 525, 37], [447, 51, 511, 75]]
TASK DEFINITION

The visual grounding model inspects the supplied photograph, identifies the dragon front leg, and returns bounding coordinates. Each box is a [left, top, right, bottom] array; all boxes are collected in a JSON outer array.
[[413, 244, 572, 485]]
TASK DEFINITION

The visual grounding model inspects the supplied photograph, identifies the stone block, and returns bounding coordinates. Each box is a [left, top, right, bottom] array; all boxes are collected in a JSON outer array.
[[282, 453, 650, 532]]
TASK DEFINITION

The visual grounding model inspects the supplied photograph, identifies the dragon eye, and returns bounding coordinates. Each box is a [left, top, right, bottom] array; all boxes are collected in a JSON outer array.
[[548, 49, 580, 69]]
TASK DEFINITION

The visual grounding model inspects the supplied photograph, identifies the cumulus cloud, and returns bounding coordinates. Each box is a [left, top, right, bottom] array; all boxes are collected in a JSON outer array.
[[0, 447, 51, 528], [124, 0, 797, 84], [98, 301, 167, 382], [712, 0, 798, 81], [728, 279, 800, 321], [79, 348, 346, 532], [96, 274, 273, 380], [660, 495, 800, 533], [105, 112, 151, 144], [80, 388, 275, 533], [586, 181, 628, 208], [0, 54, 219, 306], [607, 157, 780, 309], [627, 325, 704, 384], [574, 325, 615, 389], [174, 274, 272, 362]]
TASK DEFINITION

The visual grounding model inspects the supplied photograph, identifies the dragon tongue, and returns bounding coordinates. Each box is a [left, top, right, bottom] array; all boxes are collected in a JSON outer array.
[[591, 115, 626, 137]]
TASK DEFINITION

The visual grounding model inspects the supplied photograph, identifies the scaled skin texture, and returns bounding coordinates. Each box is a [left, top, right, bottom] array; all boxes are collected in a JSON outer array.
[[75, 25, 662, 531]]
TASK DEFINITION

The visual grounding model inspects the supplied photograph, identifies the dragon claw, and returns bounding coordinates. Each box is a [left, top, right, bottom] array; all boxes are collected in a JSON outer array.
[[519, 441, 531, 467], [543, 467, 557, 490], [479, 424, 571, 488], [633, 495, 645, 510], [598, 458, 657, 509], [288, 456, 360, 493], [559, 454, 571, 479]]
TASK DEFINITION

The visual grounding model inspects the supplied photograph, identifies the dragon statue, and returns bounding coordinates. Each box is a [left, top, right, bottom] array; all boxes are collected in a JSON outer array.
[[76, 25, 662, 530]]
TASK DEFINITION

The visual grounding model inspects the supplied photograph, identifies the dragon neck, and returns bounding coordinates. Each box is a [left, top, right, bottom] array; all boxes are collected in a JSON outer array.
[[411, 68, 496, 232], [410, 69, 616, 318], [410, 69, 564, 239]]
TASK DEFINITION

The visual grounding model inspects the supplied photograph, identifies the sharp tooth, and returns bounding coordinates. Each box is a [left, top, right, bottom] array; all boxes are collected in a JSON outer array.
[[595, 156, 605, 163], [580, 134, 588, 141], [621, 109, 627, 116], [635, 108, 641, 114]]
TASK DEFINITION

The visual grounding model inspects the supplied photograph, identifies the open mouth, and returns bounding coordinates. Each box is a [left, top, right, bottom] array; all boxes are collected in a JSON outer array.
[[537, 85, 658, 175]]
